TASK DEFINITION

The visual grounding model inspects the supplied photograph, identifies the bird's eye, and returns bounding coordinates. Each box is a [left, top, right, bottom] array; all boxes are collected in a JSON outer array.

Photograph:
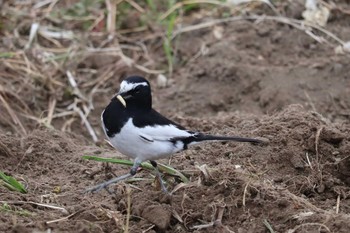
[[134, 86, 141, 93]]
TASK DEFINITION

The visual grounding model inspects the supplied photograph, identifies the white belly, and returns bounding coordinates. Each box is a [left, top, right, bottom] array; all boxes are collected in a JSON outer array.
[[106, 119, 188, 162]]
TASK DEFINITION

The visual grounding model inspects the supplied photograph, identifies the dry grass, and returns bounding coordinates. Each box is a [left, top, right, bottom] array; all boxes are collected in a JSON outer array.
[[1, 0, 347, 140], [1, 0, 166, 139]]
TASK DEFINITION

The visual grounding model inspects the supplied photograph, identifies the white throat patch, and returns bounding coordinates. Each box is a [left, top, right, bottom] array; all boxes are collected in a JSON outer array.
[[119, 81, 148, 94]]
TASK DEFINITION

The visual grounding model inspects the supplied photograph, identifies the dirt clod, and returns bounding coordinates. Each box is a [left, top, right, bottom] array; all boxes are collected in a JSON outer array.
[[141, 205, 172, 230]]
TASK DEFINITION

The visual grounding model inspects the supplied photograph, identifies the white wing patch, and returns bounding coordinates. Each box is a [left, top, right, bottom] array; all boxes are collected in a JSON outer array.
[[139, 133, 154, 143], [139, 124, 192, 142]]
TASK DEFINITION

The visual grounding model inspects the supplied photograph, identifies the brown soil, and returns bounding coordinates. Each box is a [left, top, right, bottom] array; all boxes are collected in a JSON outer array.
[[1, 2, 350, 233]]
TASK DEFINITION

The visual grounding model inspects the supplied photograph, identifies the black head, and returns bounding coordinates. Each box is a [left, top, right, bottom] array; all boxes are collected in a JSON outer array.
[[115, 76, 152, 110]]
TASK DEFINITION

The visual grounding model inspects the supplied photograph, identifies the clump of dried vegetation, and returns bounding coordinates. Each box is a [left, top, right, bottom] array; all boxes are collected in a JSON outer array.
[[1, 0, 347, 142], [2, 0, 237, 138], [0, 0, 170, 140]]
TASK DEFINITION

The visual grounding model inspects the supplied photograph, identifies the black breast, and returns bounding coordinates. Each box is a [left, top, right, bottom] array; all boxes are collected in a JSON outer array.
[[102, 98, 129, 137]]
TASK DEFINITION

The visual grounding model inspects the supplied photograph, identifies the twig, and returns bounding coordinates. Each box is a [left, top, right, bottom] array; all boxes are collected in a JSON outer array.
[[119, 26, 147, 34], [46, 96, 57, 126], [242, 181, 250, 207], [0, 141, 13, 157], [304, 90, 317, 112], [161, 0, 281, 21], [82, 65, 115, 88], [191, 204, 229, 230], [191, 221, 214, 230], [46, 0, 60, 14], [107, 209, 124, 229], [66, 71, 98, 142], [171, 209, 184, 223], [160, 0, 226, 21], [213, 204, 225, 226], [74, 105, 98, 142], [315, 126, 324, 163], [106, 0, 118, 34], [88, 12, 105, 31], [23, 111, 76, 124], [0, 85, 31, 113], [263, 219, 275, 233], [125, 0, 144, 13], [61, 117, 75, 132], [0, 201, 68, 214], [134, 63, 165, 74], [195, 164, 211, 181], [287, 223, 331, 233], [87, 44, 164, 74], [305, 152, 313, 170], [336, 195, 340, 214], [25, 23, 39, 49], [0, 93, 27, 135], [66, 71, 88, 102], [172, 15, 345, 46], [95, 34, 154, 70], [170, 182, 194, 195], [141, 224, 155, 233], [125, 185, 131, 233], [46, 209, 85, 224], [33, 0, 55, 9], [320, 0, 350, 16]]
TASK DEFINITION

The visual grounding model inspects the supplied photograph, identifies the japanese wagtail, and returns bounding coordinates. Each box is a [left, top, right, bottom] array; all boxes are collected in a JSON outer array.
[[86, 76, 263, 193]]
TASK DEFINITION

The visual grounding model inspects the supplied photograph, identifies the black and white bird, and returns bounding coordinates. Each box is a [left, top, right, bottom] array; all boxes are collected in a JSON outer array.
[[86, 76, 263, 193]]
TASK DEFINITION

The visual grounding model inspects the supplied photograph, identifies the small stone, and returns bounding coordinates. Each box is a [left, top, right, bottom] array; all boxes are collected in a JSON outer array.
[[157, 74, 168, 88], [317, 183, 325, 193], [213, 26, 224, 40], [343, 41, 350, 53]]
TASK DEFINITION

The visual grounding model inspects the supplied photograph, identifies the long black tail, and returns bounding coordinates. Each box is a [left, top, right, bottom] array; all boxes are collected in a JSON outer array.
[[175, 133, 263, 150], [195, 134, 263, 143]]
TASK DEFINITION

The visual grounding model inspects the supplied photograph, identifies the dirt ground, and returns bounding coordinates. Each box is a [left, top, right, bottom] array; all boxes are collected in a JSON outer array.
[[1, 1, 350, 233]]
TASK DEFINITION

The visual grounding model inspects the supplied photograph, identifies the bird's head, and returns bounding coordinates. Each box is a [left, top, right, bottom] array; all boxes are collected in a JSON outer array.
[[114, 76, 152, 109]]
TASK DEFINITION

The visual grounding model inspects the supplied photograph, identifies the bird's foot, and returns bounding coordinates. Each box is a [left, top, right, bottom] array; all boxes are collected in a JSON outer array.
[[84, 182, 111, 194], [130, 160, 142, 175], [149, 160, 169, 194], [153, 169, 168, 194], [84, 173, 133, 194], [130, 167, 138, 176]]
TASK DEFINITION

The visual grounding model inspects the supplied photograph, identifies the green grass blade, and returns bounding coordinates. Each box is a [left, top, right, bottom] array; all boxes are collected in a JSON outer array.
[[166, 12, 176, 39], [146, 0, 156, 12], [0, 52, 16, 58], [157, 163, 189, 183], [0, 171, 27, 194], [82, 155, 188, 182], [82, 156, 135, 166]]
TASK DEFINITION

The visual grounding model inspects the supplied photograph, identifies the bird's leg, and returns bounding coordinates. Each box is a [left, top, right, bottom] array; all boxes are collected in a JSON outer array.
[[130, 160, 141, 175], [84, 159, 142, 194], [84, 173, 133, 193], [150, 160, 168, 193]]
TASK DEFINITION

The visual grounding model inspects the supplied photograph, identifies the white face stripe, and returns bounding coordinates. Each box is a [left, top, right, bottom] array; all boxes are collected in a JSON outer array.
[[119, 81, 148, 94]]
